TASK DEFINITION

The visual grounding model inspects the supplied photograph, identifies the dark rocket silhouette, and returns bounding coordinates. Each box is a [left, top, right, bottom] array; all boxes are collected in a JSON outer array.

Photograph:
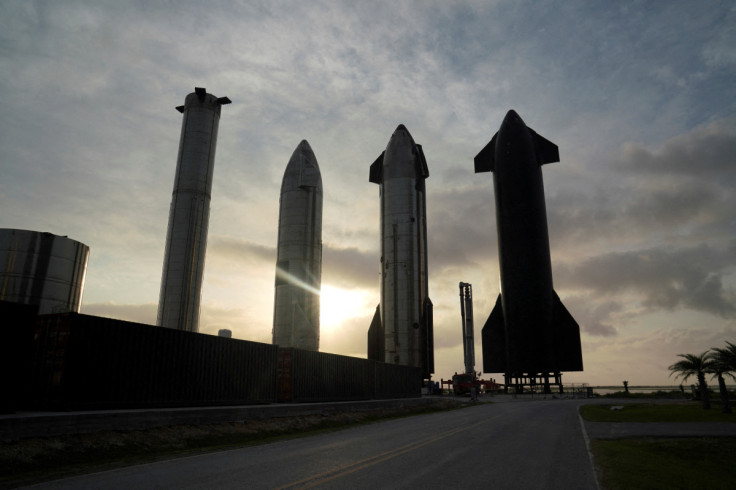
[[475, 110, 583, 375]]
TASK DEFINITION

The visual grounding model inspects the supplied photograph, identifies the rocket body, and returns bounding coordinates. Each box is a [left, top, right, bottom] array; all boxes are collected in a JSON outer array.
[[459, 282, 475, 375], [369, 125, 433, 376], [157, 88, 230, 332], [272, 140, 322, 351], [475, 110, 582, 375]]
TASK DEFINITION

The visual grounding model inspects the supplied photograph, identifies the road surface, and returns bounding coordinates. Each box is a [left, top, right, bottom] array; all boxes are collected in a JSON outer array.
[[25, 398, 598, 489]]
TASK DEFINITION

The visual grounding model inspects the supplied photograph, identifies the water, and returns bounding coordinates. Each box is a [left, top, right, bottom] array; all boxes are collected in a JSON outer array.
[[592, 385, 736, 395], [593, 386, 684, 395]]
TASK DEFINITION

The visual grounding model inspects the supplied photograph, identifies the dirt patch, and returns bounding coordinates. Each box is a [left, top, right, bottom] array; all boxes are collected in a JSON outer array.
[[1, 399, 464, 488]]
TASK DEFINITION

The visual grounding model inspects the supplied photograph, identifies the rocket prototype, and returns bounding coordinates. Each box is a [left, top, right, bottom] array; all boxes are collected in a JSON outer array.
[[475, 110, 582, 376], [272, 140, 322, 351], [158, 87, 231, 332], [459, 282, 475, 375], [368, 125, 434, 376]]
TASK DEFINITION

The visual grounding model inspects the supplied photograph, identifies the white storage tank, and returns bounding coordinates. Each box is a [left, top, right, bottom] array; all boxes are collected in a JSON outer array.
[[0, 229, 89, 314]]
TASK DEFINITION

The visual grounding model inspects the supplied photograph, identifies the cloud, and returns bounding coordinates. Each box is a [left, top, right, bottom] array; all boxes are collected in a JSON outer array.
[[322, 245, 377, 289], [548, 118, 736, 252], [81, 302, 157, 325], [572, 320, 736, 386], [561, 295, 621, 337], [557, 242, 736, 319], [620, 118, 736, 180], [208, 236, 275, 265]]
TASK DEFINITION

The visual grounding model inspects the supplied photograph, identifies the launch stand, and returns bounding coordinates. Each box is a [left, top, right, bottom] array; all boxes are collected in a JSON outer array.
[[504, 372, 563, 394]]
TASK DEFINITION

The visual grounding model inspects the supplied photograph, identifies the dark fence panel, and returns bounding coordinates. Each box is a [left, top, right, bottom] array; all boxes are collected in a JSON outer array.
[[287, 349, 374, 403], [31, 313, 278, 410], [22, 312, 420, 410], [1, 301, 38, 412], [278, 348, 422, 402], [374, 362, 422, 399]]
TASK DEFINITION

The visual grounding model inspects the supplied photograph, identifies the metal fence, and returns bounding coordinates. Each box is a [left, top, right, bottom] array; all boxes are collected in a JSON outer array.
[[278, 348, 422, 402], [14, 311, 421, 410], [30, 313, 278, 409]]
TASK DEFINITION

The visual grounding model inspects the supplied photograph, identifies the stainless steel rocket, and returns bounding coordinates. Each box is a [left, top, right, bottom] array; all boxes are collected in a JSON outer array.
[[157, 87, 231, 332], [272, 140, 322, 351], [368, 125, 434, 376], [459, 282, 475, 375], [475, 110, 582, 376]]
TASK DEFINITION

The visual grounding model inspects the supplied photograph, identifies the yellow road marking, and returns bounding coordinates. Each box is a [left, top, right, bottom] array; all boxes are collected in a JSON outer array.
[[276, 410, 501, 489]]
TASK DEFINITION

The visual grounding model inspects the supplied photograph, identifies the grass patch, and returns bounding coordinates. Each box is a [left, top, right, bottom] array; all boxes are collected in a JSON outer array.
[[592, 437, 736, 490], [0, 400, 466, 488], [580, 403, 736, 423]]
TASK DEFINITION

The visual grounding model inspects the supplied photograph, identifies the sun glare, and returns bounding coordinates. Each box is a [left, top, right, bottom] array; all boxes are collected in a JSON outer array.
[[320, 285, 370, 330]]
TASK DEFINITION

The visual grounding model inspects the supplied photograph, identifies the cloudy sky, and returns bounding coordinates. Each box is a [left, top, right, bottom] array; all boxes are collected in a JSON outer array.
[[2, 0, 734, 386]]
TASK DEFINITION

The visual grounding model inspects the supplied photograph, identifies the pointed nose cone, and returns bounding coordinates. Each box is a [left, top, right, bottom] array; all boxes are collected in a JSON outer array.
[[501, 109, 527, 130], [383, 124, 422, 180], [282, 139, 322, 192]]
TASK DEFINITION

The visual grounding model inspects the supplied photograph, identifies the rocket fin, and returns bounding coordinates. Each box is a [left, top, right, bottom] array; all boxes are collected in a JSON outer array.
[[552, 291, 584, 371], [481, 294, 506, 373], [529, 129, 560, 165], [369, 152, 385, 183], [474, 133, 497, 173], [422, 297, 434, 375], [415, 144, 430, 178], [367, 305, 384, 362]]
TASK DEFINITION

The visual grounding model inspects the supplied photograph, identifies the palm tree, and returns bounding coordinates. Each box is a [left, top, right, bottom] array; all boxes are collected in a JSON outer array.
[[710, 341, 736, 414], [668, 352, 713, 409]]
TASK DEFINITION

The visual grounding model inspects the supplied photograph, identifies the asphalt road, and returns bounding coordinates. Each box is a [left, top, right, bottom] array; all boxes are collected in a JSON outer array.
[[25, 398, 598, 490]]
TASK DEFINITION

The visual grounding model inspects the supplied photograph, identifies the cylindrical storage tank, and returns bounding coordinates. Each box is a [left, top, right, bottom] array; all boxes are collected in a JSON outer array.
[[0, 229, 89, 314]]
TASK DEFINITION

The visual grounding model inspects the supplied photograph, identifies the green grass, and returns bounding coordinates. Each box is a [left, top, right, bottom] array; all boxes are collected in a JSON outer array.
[[580, 403, 736, 423], [592, 437, 736, 490]]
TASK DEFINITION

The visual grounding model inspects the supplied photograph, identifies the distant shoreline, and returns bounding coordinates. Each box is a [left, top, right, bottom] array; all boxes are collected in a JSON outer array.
[[592, 385, 735, 395]]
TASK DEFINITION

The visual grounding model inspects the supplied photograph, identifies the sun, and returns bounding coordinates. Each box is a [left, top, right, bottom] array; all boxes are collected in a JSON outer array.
[[320, 284, 371, 330]]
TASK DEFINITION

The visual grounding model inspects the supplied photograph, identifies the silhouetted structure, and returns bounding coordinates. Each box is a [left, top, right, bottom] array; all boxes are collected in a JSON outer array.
[[474, 110, 583, 392], [272, 140, 322, 351], [158, 87, 231, 332], [368, 125, 433, 378], [0, 229, 89, 314], [459, 282, 475, 375]]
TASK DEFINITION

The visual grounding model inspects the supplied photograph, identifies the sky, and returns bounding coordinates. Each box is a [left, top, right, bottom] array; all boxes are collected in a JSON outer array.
[[2, 0, 734, 387]]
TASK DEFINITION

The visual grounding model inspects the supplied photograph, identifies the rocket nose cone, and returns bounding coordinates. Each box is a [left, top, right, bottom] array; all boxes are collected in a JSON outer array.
[[390, 124, 415, 144], [283, 139, 322, 191], [503, 109, 525, 127], [290, 140, 319, 168], [382, 124, 425, 180]]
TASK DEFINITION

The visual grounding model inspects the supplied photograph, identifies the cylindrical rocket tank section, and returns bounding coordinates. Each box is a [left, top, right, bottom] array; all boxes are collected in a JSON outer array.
[[157, 87, 231, 332], [459, 282, 475, 375], [0, 229, 89, 314], [273, 140, 323, 351], [369, 125, 433, 376]]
